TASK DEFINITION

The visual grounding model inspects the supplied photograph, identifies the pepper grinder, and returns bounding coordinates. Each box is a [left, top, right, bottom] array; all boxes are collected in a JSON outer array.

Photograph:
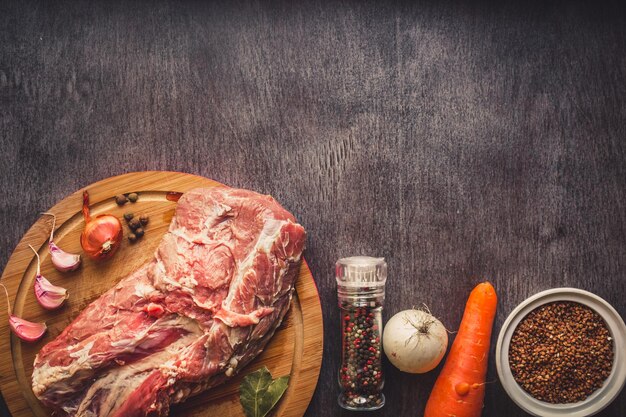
[[336, 256, 387, 411]]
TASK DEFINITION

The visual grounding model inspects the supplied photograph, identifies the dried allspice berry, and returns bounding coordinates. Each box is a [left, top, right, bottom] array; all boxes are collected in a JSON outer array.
[[128, 217, 141, 230], [115, 194, 128, 206], [508, 301, 613, 404]]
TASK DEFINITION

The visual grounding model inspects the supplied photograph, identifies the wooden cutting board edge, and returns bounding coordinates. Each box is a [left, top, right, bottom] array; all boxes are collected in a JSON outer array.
[[0, 171, 323, 417]]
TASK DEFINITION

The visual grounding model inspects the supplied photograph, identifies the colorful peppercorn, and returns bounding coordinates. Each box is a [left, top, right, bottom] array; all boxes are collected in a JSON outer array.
[[336, 256, 387, 411], [339, 303, 384, 409]]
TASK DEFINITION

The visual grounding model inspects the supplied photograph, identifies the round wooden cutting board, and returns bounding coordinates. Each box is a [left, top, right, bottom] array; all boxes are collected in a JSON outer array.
[[0, 171, 323, 417]]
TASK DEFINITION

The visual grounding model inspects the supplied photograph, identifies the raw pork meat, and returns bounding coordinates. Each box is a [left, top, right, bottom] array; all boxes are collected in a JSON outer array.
[[31, 187, 306, 417]]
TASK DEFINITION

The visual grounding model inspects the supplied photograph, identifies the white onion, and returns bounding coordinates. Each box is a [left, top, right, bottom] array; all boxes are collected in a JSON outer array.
[[383, 308, 448, 374]]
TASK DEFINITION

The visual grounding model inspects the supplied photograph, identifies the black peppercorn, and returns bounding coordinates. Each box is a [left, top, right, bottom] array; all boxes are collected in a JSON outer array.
[[128, 233, 137, 243], [135, 227, 144, 238], [124, 212, 134, 222], [139, 214, 149, 226], [127, 192, 139, 203]]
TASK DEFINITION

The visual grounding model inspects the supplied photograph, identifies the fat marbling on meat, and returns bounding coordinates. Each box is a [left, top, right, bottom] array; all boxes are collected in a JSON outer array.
[[31, 187, 306, 417]]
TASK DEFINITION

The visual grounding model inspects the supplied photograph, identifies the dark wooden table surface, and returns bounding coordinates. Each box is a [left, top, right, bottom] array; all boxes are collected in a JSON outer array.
[[1, 1, 625, 416]]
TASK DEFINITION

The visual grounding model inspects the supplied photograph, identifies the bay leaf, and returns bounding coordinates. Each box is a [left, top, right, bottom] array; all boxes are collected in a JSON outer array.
[[240, 366, 290, 417], [259, 375, 289, 415]]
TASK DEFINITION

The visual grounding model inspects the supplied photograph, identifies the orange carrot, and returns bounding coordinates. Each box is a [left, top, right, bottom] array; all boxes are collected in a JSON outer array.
[[424, 282, 497, 417]]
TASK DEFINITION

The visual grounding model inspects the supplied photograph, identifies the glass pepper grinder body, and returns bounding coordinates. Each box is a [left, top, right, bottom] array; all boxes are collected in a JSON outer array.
[[336, 256, 387, 411]]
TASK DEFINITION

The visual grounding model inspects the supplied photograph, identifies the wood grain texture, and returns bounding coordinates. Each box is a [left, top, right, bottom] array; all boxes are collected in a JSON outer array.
[[1, 1, 625, 416], [0, 172, 322, 417]]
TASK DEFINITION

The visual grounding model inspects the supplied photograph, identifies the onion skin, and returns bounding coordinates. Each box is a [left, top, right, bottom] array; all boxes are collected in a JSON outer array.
[[80, 214, 123, 260], [81, 191, 123, 260]]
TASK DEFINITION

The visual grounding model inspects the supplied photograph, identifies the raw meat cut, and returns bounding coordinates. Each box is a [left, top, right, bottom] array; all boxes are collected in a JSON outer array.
[[31, 187, 306, 417]]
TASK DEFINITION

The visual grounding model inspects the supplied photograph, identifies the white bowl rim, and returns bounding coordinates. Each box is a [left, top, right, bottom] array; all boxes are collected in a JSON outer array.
[[495, 288, 626, 417]]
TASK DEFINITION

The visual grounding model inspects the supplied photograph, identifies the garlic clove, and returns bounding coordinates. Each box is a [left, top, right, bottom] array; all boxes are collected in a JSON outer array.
[[9, 315, 47, 342], [49, 242, 81, 272], [41, 213, 81, 272], [0, 282, 47, 342], [34, 274, 69, 310]]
